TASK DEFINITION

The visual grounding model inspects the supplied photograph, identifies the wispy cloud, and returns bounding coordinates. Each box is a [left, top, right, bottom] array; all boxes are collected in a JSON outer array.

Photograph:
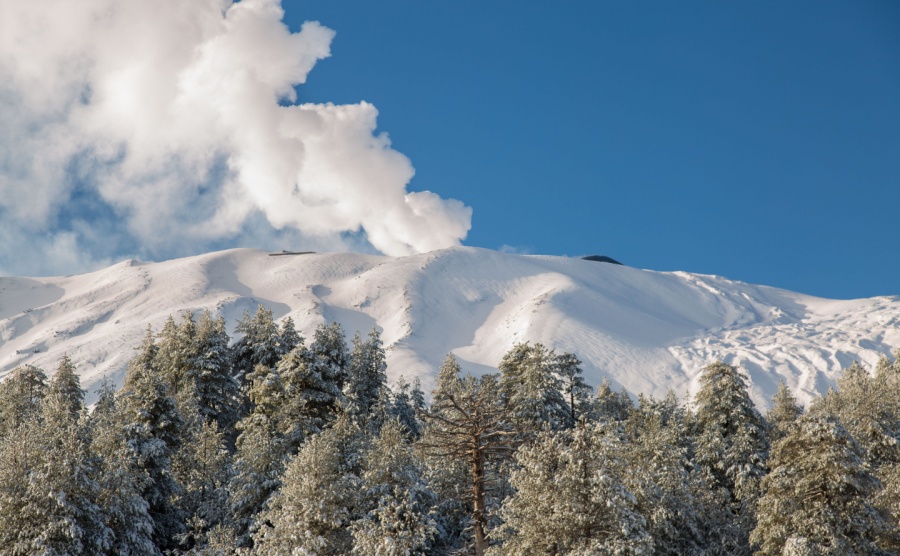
[[0, 0, 471, 276]]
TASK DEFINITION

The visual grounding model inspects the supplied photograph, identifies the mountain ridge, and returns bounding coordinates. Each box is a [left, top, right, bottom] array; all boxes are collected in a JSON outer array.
[[2, 246, 898, 408]]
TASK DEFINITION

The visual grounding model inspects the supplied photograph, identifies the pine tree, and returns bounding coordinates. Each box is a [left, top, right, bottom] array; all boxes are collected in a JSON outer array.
[[117, 327, 185, 551], [13, 386, 111, 555], [155, 313, 196, 406], [345, 328, 389, 427], [172, 419, 232, 553], [419, 355, 516, 556], [351, 419, 440, 555], [0, 362, 113, 555], [555, 351, 592, 426], [624, 401, 704, 555], [188, 311, 240, 434], [278, 316, 301, 357], [589, 377, 633, 423], [811, 358, 900, 549], [252, 416, 365, 555], [391, 376, 423, 438], [277, 341, 342, 451], [812, 361, 900, 468], [498, 342, 570, 434], [751, 415, 888, 555], [693, 362, 769, 497], [767, 381, 803, 443], [0, 417, 42, 552], [231, 305, 283, 383], [692, 361, 769, 555], [308, 321, 350, 399], [0, 364, 47, 438], [228, 411, 285, 548], [489, 422, 652, 555], [48, 353, 86, 419], [88, 379, 159, 556]]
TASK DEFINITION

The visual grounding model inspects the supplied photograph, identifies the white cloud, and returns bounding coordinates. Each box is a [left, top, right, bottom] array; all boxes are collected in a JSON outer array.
[[0, 0, 471, 276]]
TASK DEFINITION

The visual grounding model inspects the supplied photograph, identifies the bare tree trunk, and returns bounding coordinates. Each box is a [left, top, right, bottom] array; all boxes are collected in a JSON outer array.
[[472, 445, 487, 556]]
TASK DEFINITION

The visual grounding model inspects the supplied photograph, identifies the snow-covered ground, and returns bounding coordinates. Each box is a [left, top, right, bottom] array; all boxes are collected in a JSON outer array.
[[2, 247, 898, 408]]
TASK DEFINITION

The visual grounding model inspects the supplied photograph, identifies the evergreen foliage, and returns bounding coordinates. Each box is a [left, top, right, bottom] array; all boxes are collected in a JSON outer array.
[[48, 353, 86, 419], [277, 340, 342, 449], [188, 311, 240, 433], [498, 342, 570, 433], [420, 355, 516, 556], [227, 411, 284, 549], [308, 321, 350, 400], [345, 328, 388, 427], [752, 415, 888, 555], [88, 379, 160, 555], [590, 377, 634, 422], [118, 327, 185, 551], [555, 351, 592, 425], [172, 419, 232, 553], [390, 375, 423, 438], [490, 422, 652, 555], [767, 381, 803, 443], [231, 305, 284, 383], [693, 362, 769, 500], [0, 364, 47, 438], [351, 419, 440, 555], [625, 397, 705, 555], [2, 302, 896, 555], [252, 416, 365, 555]]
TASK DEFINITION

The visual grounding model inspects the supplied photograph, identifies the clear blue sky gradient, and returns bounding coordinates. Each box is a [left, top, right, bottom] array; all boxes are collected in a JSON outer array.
[[282, 1, 900, 299]]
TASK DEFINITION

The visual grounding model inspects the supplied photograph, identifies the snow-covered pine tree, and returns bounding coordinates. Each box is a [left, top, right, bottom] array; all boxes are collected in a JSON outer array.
[[351, 419, 440, 555], [10, 380, 111, 555], [873, 353, 900, 550], [623, 400, 704, 556], [810, 358, 900, 549], [0, 364, 47, 438], [172, 419, 232, 553], [308, 321, 350, 400], [554, 351, 592, 426], [498, 342, 570, 434], [344, 328, 389, 427], [231, 305, 283, 383], [751, 415, 888, 555], [419, 355, 517, 556], [277, 340, 343, 451], [692, 361, 769, 555], [228, 412, 284, 550], [88, 380, 160, 556], [278, 316, 301, 357], [188, 310, 240, 434], [251, 416, 365, 555], [489, 422, 652, 555], [589, 377, 633, 423], [155, 313, 196, 408], [0, 417, 42, 551], [417, 357, 470, 552], [812, 361, 900, 469], [48, 353, 86, 420], [390, 375, 423, 438], [117, 327, 185, 551], [227, 365, 287, 549], [766, 381, 803, 443]]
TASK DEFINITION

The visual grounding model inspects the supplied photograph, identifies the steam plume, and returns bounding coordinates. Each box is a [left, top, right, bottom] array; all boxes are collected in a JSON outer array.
[[0, 0, 471, 275]]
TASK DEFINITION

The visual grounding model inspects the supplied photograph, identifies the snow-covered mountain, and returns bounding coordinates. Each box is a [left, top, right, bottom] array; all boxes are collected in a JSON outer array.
[[2, 247, 898, 408]]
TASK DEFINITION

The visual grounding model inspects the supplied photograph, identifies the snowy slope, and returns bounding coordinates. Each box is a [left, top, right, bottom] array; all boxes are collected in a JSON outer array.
[[2, 247, 898, 408]]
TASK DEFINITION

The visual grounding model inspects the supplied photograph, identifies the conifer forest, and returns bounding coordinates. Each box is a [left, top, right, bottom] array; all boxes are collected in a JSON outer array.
[[1, 304, 898, 555]]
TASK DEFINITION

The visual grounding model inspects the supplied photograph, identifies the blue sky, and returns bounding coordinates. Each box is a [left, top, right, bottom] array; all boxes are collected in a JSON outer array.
[[284, 1, 900, 299], [0, 1, 897, 300]]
